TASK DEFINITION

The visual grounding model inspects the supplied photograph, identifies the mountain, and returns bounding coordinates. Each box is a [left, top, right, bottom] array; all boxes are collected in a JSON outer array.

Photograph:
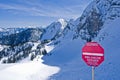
[[0, 28, 43, 46], [42, 0, 120, 80], [44, 0, 120, 45], [0, 28, 47, 63], [74, 0, 120, 41], [41, 18, 67, 41], [0, 28, 27, 38], [43, 18, 120, 80], [0, 0, 119, 63], [0, 0, 120, 79]]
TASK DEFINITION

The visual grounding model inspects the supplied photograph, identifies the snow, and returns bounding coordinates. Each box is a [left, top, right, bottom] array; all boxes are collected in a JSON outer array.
[[0, 16, 119, 80], [0, 44, 60, 80], [31, 42, 40, 50], [42, 38, 86, 80], [41, 19, 67, 40], [45, 44, 54, 53], [42, 18, 120, 80], [0, 0, 120, 80], [0, 61, 60, 80], [58, 18, 67, 30], [94, 18, 120, 80], [0, 45, 9, 51], [0, 45, 4, 51]]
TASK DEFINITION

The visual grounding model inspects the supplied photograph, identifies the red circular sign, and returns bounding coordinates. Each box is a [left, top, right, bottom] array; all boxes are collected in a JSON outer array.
[[82, 42, 104, 67]]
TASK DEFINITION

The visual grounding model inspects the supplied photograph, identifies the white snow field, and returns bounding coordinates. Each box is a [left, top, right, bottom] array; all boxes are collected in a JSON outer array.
[[0, 56, 60, 80]]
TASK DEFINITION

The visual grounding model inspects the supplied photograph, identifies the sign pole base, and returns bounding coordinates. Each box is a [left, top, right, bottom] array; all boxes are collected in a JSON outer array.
[[92, 66, 95, 80]]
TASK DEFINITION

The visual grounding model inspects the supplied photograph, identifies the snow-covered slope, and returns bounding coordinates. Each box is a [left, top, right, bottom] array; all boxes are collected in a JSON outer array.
[[94, 18, 120, 80], [74, 0, 120, 41], [0, 59, 60, 80], [0, 0, 120, 80], [0, 18, 120, 80], [42, 18, 120, 80], [41, 19, 67, 41], [41, 0, 120, 79], [0, 28, 46, 63]]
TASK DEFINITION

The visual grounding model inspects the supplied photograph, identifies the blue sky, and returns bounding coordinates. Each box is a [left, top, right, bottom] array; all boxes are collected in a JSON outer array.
[[0, 0, 92, 28]]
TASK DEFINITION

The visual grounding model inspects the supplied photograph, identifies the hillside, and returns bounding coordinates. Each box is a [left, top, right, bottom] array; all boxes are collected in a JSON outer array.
[[0, 0, 120, 80], [43, 18, 120, 80], [0, 18, 119, 80]]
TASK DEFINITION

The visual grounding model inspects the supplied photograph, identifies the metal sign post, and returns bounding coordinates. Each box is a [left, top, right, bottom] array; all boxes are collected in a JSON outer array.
[[92, 66, 95, 80]]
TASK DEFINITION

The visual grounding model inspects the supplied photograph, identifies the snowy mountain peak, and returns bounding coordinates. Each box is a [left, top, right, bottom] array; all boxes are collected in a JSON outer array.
[[73, 0, 120, 41], [58, 18, 66, 24], [57, 18, 67, 30], [41, 18, 68, 40]]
